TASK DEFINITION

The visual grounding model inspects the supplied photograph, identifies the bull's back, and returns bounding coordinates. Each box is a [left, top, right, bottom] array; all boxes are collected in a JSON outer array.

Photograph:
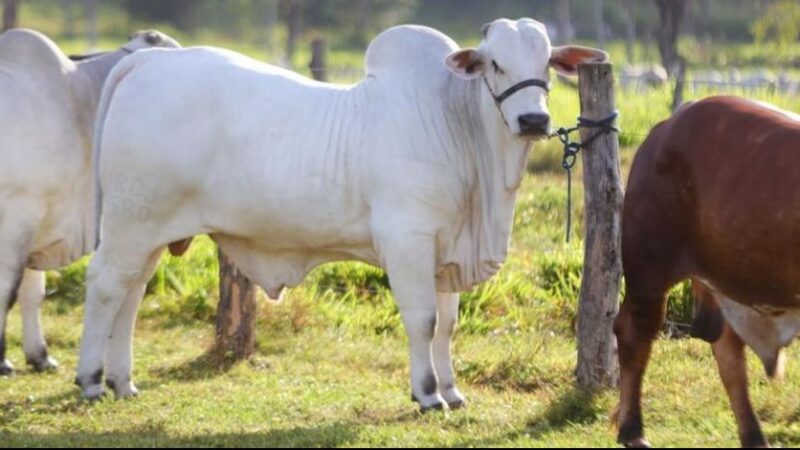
[[625, 96, 800, 307], [100, 47, 373, 248]]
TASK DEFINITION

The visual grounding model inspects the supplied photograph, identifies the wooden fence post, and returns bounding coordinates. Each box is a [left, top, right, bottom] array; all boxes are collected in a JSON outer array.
[[575, 63, 623, 390], [309, 38, 327, 82], [3, 0, 19, 32], [215, 249, 257, 359]]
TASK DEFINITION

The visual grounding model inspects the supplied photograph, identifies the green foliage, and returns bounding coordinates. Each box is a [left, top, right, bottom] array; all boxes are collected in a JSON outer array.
[[666, 280, 694, 335], [45, 257, 89, 313], [752, 0, 800, 51], [293, 0, 416, 47]]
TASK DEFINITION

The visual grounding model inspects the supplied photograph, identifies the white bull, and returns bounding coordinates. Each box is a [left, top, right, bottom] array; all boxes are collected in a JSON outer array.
[[77, 18, 606, 409], [0, 29, 179, 375]]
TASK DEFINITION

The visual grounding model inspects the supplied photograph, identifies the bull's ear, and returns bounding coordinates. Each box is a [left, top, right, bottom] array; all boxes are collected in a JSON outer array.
[[549, 45, 609, 77], [444, 49, 487, 80]]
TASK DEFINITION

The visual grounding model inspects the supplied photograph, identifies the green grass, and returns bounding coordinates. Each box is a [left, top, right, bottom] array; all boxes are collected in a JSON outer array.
[[3, 14, 800, 447], [3, 289, 800, 447]]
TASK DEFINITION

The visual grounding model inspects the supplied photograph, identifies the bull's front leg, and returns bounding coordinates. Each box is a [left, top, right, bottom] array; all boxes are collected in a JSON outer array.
[[379, 231, 446, 411], [19, 270, 58, 372], [433, 292, 466, 409], [0, 268, 23, 376], [0, 224, 34, 376]]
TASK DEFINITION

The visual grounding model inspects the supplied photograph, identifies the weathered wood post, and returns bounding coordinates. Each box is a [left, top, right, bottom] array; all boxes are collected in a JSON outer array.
[[2, 0, 19, 32], [575, 62, 623, 390], [215, 251, 258, 359], [309, 38, 327, 82]]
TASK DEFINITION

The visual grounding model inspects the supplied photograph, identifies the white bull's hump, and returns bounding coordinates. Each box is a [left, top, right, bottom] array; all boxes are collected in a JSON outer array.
[[0, 28, 73, 72], [364, 25, 459, 79]]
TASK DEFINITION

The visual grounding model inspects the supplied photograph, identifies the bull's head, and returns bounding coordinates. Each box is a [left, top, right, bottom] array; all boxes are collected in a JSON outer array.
[[444, 18, 607, 140], [122, 30, 181, 52]]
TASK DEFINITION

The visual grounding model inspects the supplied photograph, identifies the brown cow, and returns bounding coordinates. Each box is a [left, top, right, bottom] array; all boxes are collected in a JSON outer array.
[[614, 95, 800, 448]]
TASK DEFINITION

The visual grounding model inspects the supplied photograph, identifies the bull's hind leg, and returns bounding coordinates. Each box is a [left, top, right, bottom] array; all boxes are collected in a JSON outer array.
[[0, 216, 36, 376], [712, 321, 768, 448], [433, 291, 465, 409], [75, 243, 160, 399], [104, 248, 164, 399], [19, 270, 58, 371], [0, 267, 23, 376], [614, 281, 669, 448]]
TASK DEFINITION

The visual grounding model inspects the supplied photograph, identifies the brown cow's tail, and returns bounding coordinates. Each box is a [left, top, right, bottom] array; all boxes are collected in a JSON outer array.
[[89, 56, 138, 250]]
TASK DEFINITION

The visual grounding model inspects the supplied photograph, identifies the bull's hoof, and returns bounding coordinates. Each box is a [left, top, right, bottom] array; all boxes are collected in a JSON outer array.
[[28, 355, 59, 373], [447, 399, 466, 410], [108, 379, 139, 400], [442, 387, 466, 410], [0, 359, 14, 376], [621, 437, 652, 448], [80, 384, 106, 401], [419, 401, 445, 413]]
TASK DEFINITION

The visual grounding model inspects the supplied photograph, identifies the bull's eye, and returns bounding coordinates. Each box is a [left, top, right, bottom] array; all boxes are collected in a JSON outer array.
[[492, 60, 505, 75]]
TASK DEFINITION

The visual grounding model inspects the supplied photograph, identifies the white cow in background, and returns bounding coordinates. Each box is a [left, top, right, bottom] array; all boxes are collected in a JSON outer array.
[[77, 18, 606, 409], [0, 29, 179, 375]]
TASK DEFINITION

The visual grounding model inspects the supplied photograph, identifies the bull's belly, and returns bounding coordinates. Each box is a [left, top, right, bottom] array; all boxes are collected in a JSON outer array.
[[27, 208, 91, 270], [697, 277, 800, 375], [0, 179, 90, 270], [213, 232, 379, 300]]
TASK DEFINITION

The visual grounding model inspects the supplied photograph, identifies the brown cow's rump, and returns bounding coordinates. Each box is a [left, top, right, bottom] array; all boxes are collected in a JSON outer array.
[[615, 96, 800, 448]]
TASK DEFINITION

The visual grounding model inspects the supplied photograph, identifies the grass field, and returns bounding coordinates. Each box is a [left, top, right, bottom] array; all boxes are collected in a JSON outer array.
[[3, 12, 800, 446]]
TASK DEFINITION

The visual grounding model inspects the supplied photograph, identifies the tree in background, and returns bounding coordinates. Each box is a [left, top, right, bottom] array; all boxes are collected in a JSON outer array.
[[85, 0, 97, 49], [554, 0, 573, 44], [654, 0, 689, 75], [60, 0, 77, 39], [620, 0, 637, 62], [124, 0, 199, 30], [278, 0, 415, 67], [281, 0, 302, 66], [3, 0, 19, 31], [291, 0, 415, 47], [593, 0, 606, 48]]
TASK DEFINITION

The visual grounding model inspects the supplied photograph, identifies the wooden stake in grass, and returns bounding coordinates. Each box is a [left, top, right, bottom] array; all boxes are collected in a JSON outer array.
[[575, 63, 623, 390], [215, 250, 257, 360]]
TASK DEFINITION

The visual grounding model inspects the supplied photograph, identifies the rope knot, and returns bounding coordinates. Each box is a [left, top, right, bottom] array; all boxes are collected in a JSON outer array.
[[551, 110, 620, 242]]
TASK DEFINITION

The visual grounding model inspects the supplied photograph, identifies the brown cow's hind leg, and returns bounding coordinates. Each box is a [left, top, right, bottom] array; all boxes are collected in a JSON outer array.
[[614, 286, 668, 449], [712, 323, 768, 448]]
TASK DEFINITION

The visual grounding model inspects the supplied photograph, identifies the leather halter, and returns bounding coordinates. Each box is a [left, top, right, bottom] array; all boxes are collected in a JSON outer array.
[[482, 76, 551, 126], [489, 78, 550, 104]]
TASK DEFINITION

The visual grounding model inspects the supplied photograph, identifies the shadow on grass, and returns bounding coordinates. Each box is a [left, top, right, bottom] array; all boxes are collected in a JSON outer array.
[[450, 387, 607, 447], [0, 422, 362, 447], [524, 385, 605, 437], [148, 348, 255, 382]]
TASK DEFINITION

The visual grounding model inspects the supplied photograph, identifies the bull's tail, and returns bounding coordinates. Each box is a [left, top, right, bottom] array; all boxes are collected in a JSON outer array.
[[89, 56, 137, 250]]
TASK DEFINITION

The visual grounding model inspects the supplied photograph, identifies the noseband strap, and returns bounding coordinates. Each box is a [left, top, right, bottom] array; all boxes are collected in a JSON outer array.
[[483, 77, 550, 126], [491, 78, 550, 104]]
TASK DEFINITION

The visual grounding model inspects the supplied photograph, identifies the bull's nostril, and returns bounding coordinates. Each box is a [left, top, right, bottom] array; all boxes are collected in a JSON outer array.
[[518, 113, 550, 135]]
